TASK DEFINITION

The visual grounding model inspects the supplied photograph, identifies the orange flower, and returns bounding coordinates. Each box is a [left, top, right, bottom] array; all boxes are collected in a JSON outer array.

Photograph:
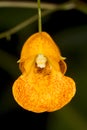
[[12, 32, 76, 113]]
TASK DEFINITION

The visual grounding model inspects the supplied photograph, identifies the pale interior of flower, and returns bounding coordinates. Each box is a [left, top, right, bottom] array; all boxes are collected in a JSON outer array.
[[35, 54, 47, 68]]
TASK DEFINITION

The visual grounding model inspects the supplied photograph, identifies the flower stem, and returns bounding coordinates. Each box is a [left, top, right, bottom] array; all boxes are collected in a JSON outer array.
[[37, 0, 42, 32]]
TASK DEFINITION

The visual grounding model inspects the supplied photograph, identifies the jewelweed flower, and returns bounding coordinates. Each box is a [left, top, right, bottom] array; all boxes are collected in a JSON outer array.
[[12, 32, 76, 113]]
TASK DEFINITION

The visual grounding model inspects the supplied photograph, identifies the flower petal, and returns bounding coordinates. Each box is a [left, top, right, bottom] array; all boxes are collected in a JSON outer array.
[[19, 32, 61, 73], [12, 61, 76, 113]]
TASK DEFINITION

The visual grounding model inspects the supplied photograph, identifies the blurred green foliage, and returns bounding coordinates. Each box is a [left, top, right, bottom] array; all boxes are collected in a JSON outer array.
[[0, 0, 87, 130]]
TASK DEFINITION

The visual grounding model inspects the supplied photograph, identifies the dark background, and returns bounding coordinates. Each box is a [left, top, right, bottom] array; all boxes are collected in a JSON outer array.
[[0, 0, 87, 130]]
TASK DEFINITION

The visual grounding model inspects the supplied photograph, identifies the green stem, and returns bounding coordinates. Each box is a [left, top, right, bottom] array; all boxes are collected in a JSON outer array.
[[37, 0, 42, 32]]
